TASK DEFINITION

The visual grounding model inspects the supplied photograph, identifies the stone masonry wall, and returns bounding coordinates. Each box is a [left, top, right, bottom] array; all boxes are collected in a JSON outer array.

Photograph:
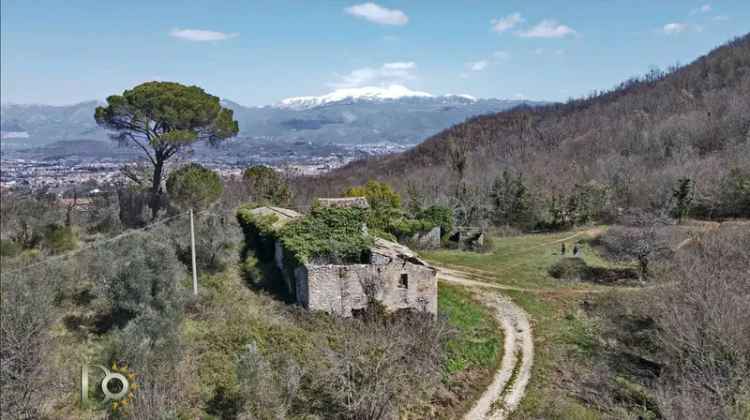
[[296, 261, 437, 317]]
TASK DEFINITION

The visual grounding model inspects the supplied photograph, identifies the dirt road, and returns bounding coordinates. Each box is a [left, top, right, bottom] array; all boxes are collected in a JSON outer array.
[[438, 268, 534, 420], [434, 228, 608, 419]]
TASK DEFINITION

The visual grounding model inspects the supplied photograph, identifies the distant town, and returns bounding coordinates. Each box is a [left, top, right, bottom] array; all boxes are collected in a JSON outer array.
[[0, 141, 411, 193]]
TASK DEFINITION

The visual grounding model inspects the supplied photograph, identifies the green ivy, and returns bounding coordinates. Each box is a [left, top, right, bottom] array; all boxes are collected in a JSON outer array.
[[237, 206, 374, 267], [280, 208, 373, 265], [236, 208, 280, 262]]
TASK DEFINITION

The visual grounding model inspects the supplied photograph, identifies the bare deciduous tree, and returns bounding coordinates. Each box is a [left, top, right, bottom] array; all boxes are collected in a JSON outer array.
[[0, 270, 56, 419]]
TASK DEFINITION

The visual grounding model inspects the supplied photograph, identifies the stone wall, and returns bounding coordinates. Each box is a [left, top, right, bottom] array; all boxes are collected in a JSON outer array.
[[274, 237, 438, 318], [294, 261, 437, 317], [406, 226, 441, 249]]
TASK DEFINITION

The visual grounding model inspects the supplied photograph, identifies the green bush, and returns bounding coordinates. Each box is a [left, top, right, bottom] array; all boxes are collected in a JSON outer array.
[[416, 205, 454, 237], [242, 165, 292, 206], [0, 239, 22, 257], [368, 228, 398, 242], [345, 180, 404, 234], [388, 217, 434, 238], [166, 163, 223, 211], [344, 180, 401, 210], [41, 223, 77, 254], [100, 234, 186, 330], [549, 257, 589, 280], [549, 257, 638, 283]]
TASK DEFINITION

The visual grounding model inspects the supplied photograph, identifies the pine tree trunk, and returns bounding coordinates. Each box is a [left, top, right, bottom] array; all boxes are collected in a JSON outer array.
[[150, 159, 164, 220]]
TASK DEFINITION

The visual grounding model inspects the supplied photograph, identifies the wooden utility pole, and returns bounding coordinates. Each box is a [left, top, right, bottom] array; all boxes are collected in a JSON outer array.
[[190, 209, 198, 295]]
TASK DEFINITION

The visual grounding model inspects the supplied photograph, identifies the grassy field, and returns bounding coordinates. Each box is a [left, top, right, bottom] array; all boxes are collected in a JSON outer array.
[[423, 228, 631, 291], [437, 284, 504, 418], [422, 227, 635, 419]]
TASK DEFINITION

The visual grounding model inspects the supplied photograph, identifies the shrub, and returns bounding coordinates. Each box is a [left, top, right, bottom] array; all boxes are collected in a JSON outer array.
[[388, 217, 434, 239], [98, 234, 187, 330], [549, 257, 589, 280], [549, 257, 638, 283], [173, 214, 239, 273], [243, 165, 292, 207], [345, 180, 404, 233], [166, 163, 223, 211], [344, 180, 401, 210], [235, 342, 301, 419], [594, 226, 672, 279], [718, 167, 750, 217], [647, 226, 750, 419], [234, 312, 448, 420], [416, 205, 454, 237], [41, 223, 77, 254], [0, 269, 56, 419], [0, 239, 21, 257]]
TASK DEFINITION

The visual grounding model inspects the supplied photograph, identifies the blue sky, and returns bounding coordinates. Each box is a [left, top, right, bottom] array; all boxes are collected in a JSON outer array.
[[1, 0, 748, 106]]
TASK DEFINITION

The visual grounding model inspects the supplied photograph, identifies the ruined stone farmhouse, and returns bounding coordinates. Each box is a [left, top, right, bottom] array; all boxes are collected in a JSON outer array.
[[240, 203, 438, 317]]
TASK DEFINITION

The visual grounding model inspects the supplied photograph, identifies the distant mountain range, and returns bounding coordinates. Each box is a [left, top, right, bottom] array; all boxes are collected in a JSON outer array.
[[1, 85, 544, 153]]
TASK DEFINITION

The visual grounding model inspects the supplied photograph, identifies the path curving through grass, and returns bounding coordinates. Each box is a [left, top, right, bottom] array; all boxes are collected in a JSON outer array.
[[438, 267, 534, 420]]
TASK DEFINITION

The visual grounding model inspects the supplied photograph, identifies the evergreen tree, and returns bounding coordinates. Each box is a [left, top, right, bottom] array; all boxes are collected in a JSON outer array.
[[95, 82, 239, 219], [671, 178, 694, 221], [243, 165, 292, 206], [166, 163, 224, 212], [490, 170, 531, 227]]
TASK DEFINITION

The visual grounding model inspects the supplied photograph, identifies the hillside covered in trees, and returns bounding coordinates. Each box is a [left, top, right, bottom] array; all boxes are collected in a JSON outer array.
[[301, 34, 750, 226]]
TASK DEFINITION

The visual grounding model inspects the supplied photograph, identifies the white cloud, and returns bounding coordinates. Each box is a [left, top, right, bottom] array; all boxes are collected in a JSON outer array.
[[383, 61, 415, 70], [491, 12, 524, 33], [518, 19, 577, 38], [712, 15, 729, 21], [330, 62, 417, 88], [663, 22, 689, 35], [169, 28, 238, 42], [533, 48, 545, 55], [469, 60, 488, 71], [690, 4, 712, 15], [513, 93, 526, 99], [493, 50, 511, 60], [345, 3, 408, 26]]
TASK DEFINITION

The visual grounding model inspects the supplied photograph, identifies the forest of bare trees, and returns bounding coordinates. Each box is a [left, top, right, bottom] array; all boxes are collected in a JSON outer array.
[[297, 34, 750, 228]]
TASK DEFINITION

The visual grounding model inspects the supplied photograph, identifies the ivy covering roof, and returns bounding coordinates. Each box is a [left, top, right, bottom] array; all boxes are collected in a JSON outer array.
[[238, 206, 374, 265]]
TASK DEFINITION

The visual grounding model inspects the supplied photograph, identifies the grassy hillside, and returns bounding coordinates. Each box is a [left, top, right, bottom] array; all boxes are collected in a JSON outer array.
[[0, 215, 502, 419], [423, 223, 750, 419], [299, 34, 750, 222]]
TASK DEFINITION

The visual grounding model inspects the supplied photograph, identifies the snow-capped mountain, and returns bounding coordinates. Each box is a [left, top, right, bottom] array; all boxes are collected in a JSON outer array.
[[275, 85, 486, 110], [2, 88, 545, 149], [277, 85, 435, 110]]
